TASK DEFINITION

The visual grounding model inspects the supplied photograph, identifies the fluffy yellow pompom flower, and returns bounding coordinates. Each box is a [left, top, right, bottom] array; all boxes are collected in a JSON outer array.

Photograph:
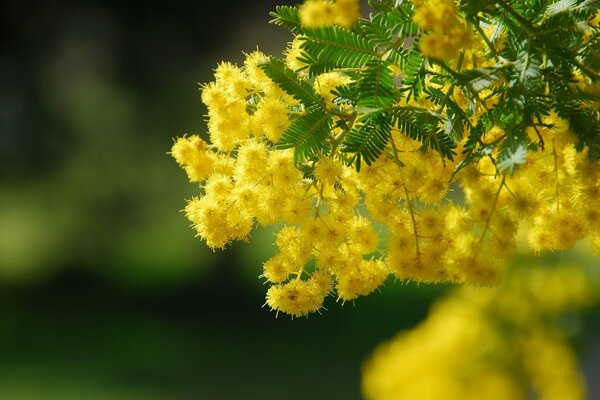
[[347, 216, 379, 255], [332, 0, 361, 27], [363, 262, 597, 400], [252, 96, 290, 143], [262, 254, 296, 283], [314, 156, 344, 185], [266, 277, 329, 317], [413, 1, 457, 31], [299, 0, 360, 28], [284, 37, 307, 71], [419, 28, 472, 60], [170, 135, 215, 182], [413, 0, 472, 60], [336, 259, 388, 302], [214, 61, 250, 99], [299, 0, 337, 27]]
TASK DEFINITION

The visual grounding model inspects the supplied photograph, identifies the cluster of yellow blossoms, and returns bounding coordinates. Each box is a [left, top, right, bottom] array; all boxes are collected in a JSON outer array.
[[171, 0, 599, 317], [412, 0, 472, 60], [362, 261, 598, 400], [298, 0, 360, 28]]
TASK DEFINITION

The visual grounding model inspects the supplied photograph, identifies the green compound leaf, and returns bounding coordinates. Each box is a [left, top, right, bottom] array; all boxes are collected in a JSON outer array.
[[259, 56, 325, 109], [454, 63, 512, 91], [359, 3, 419, 51], [444, 110, 467, 144], [355, 60, 398, 114], [581, 34, 600, 73], [341, 113, 392, 170], [549, 75, 600, 158], [277, 108, 332, 162], [332, 83, 359, 106], [496, 127, 530, 174], [300, 25, 379, 71], [544, 0, 579, 16], [394, 107, 457, 159], [424, 86, 471, 143], [544, 0, 597, 19], [455, 107, 496, 174], [269, 5, 302, 35], [359, 13, 397, 50], [367, 0, 396, 13], [401, 50, 426, 100], [498, 143, 528, 175]]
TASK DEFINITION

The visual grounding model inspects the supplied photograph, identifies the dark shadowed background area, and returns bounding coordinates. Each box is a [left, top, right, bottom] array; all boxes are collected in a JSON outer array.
[[1, 1, 599, 399]]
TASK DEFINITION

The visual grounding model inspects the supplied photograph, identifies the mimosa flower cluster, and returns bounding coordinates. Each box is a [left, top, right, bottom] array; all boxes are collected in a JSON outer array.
[[171, 0, 599, 317], [412, 0, 472, 60], [362, 261, 599, 400], [299, 0, 360, 28]]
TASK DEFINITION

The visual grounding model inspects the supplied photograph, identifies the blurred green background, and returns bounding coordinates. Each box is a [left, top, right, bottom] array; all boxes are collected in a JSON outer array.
[[0, 1, 599, 399]]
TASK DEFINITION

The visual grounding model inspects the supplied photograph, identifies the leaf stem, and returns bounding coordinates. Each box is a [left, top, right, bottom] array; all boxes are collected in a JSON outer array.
[[473, 175, 506, 259], [531, 123, 545, 151], [552, 141, 560, 211], [571, 58, 599, 81], [390, 134, 420, 257], [472, 19, 499, 60], [497, 0, 537, 34], [403, 184, 421, 257]]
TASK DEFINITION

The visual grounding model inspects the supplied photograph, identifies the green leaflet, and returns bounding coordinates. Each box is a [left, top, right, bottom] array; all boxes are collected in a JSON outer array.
[[581, 34, 600, 73], [544, 0, 597, 19], [453, 108, 496, 176], [278, 108, 332, 162], [544, 0, 580, 16], [258, 56, 325, 109], [295, 50, 338, 77], [359, 4, 419, 51], [355, 60, 398, 114], [269, 5, 302, 35], [401, 51, 426, 100], [498, 144, 528, 175], [453, 63, 513, 91], [341, 113, 392, 170], [300, 26, 379, 72], [495, 128, 531, 174], [395, 107, 457, 160], [332, 84, 358, 106], [424, 87, 470, 143]]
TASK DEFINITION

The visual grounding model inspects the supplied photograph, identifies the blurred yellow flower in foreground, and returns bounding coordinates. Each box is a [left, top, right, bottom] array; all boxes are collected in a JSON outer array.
[[362, 262, 598, 400]]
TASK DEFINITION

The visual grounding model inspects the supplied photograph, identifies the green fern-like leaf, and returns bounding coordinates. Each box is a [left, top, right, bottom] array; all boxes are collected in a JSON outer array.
[[401, 51, 426, 100], [340, 113, 392, 170], [452, 108, 496, 176], [444, 110, 467, 144], [332, 84, 359, 106], [545, 0, 579, 16], [454, 63, 512, 91], [359, 13, 397, 50], [394, 107, 456, 159], [300, 26, 379, 70], [259, 56, 324, 109], [544, 0, 597, 19], [278, 108, 333, 162], [359, 5, 419, 51], [355, 60, 398, 114], [497, 143, 528, 174], [495, 128, 530, 173], [269, 5, 302, 35], [384, 3, 420, 38]]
